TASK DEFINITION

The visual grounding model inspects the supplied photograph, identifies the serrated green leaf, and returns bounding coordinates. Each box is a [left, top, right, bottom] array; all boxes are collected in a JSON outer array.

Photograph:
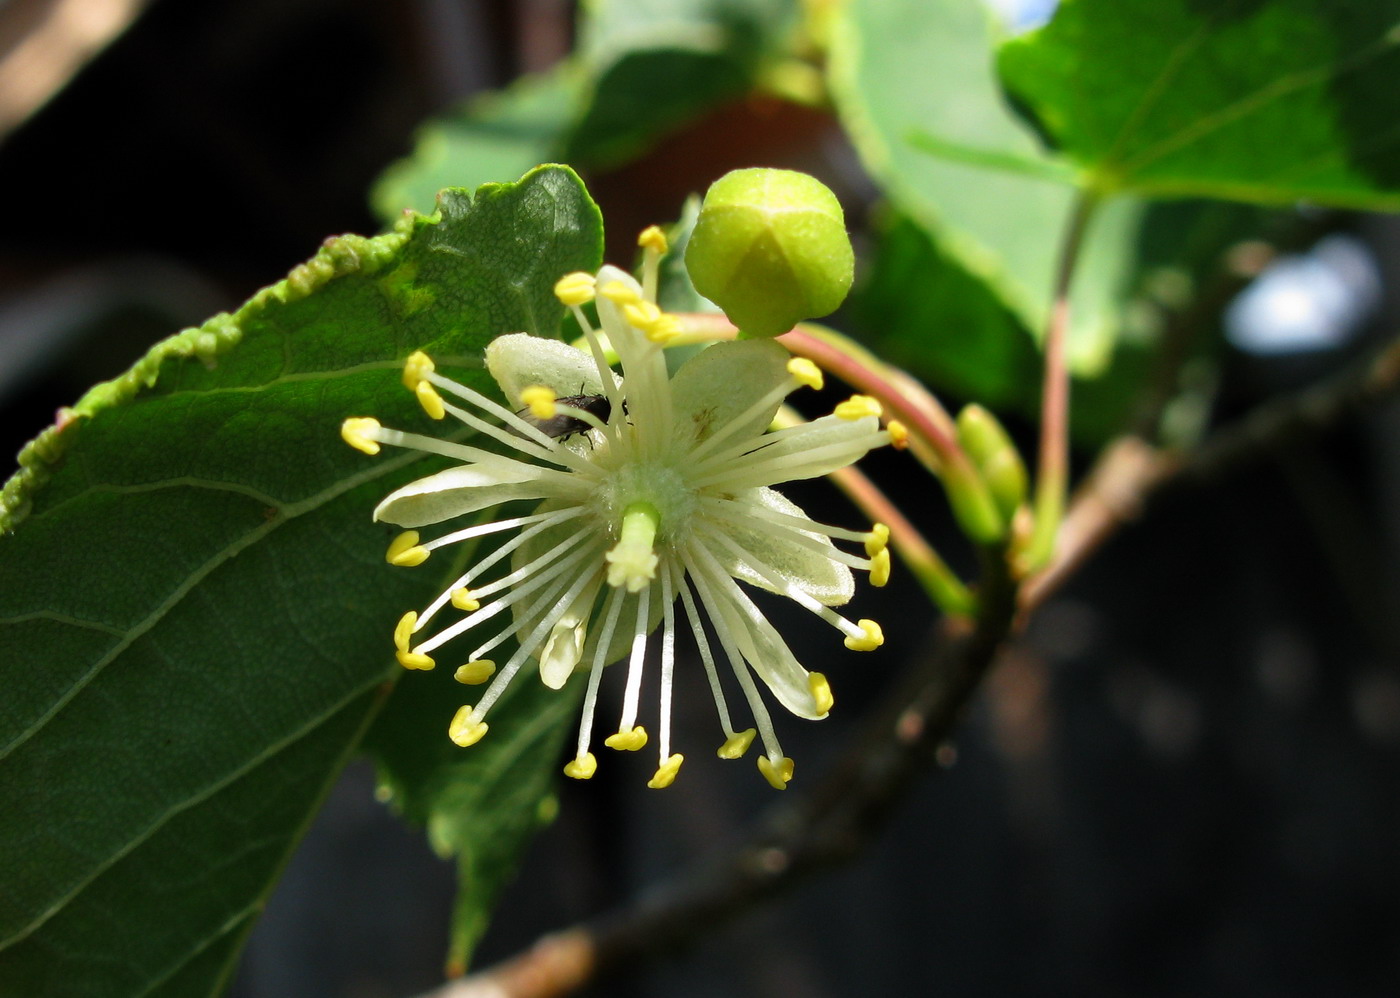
[[998, 0, 1400, 209], [0, 165, 602, 998], [827, 0, 1146, 376]]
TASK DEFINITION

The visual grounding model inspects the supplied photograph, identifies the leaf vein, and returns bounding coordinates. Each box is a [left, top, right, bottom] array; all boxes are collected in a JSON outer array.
[[0, 448, 423, 763], [0, 610, 126, 636], [0, 670, 388, 949], [1116, 20, 1400, 179]]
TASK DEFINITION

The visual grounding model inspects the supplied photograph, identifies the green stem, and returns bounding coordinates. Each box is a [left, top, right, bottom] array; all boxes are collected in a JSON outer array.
[[1023, 191, 1100, 574]]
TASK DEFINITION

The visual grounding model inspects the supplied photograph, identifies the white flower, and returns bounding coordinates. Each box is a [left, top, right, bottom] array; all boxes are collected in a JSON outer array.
[[342, 228, 893, 789]]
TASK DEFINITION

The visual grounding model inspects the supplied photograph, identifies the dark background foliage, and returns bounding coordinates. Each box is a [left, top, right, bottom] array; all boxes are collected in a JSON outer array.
[[3, 1, 1400, 995]]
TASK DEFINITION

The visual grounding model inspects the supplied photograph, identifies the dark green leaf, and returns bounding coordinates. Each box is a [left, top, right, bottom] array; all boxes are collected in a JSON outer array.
[[0, 165, 602, 997], [566, 0, 799, 166], [372, 68, 585, 223], [372, 0, 801, 223], [998, 0, 1400, 209]]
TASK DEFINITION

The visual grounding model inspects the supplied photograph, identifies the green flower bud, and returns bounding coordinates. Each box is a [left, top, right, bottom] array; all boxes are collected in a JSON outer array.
[[956, 404, 1028, 521], [685, 168, 854, 338]]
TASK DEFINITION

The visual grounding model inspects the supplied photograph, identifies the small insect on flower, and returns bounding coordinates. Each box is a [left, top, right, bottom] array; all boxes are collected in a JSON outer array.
[[514, 392, 613, 442], [341, 224, 894, 790]]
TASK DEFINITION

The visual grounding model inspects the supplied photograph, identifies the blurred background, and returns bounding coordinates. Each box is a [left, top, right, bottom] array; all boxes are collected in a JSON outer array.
[[3, 0, 1400, 995]]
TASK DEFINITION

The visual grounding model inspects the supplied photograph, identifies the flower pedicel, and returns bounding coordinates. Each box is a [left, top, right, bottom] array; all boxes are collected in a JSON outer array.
[[342, 226, 894, 789]]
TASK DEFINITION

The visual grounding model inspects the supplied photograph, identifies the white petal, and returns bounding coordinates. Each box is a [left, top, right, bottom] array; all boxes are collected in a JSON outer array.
[[373, 463, 548, 527], [539, 615, 586, 689], [712, 487, 854, 606], [669, 339, 789, 449], [486, 332, 606, 405], [717, 586, 823, 719], [722, 414, 883, 487]]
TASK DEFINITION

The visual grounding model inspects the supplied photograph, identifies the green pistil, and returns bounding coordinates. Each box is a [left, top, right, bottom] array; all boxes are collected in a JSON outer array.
[[605, 501, 661, 592]]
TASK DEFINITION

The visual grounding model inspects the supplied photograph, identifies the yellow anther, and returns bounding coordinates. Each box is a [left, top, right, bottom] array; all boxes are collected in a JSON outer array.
[[394, 610, 418, 652], [520, 384, 557, 419], [717, 728, 757, 759], [393, 609, 434, 669], [414, 380, 446, 420], [757, 755, 795, 790], [834, 394, 883, 420], [396, 649, 436, 671], [869, 547, 891, 588], [786, 357, 824, 390], [402, 350, 435, 390], [638, 225, 669, 255], [722, 727, 756, 761], [844, 618, 885, 652], [600, 280, 642, 306], [887, 419, 910, 450], [563, 752, 598, 780], [450, 587, 480, 611], [554, 271, 597, 306], [808, 672, 834, 715], [454, 660, 496, 685], [640, 312, 680, 344], [604, 725, 649, 751], [647, 753, 684, 789], [340, 417, 381, 455], [448, 705, 488, 747], [386, 531, 430, 567], [622, 299, 661, 329], [865, 522, 890, 556]]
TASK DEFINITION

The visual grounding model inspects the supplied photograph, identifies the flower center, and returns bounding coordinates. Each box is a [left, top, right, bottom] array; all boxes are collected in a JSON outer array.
[[594, 459, 696, 591]]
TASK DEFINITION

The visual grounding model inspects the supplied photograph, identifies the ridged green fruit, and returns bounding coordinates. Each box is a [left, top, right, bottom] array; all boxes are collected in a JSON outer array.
[[685, 168, 854, 338]]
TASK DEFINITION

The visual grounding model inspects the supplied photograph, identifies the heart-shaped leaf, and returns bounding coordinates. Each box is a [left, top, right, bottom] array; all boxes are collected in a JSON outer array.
[[0, 165, 603, 996]]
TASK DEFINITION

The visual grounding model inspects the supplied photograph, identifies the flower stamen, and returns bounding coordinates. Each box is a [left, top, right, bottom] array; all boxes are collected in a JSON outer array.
[[569, 586, 626, 776], [648, 754, 684, 789], [386, 531, 430, 567], [553, 271, 597, 306], [454, 660, 495, 684], [519, 385, 558, 419], [834, 394, 882, 420], [415, 381, 446, 420], [638, 224, 669, 303], [341, 417, 382, 454], [615, 583, 652, 735], [448, 705, 488, 747], [757, 754, 795, 790], [356, 251, 891, 788], [844, 619, 884, 652]]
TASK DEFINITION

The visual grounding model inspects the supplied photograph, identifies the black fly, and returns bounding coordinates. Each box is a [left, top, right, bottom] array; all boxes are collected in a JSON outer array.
[[514, 392, 613, 442]]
